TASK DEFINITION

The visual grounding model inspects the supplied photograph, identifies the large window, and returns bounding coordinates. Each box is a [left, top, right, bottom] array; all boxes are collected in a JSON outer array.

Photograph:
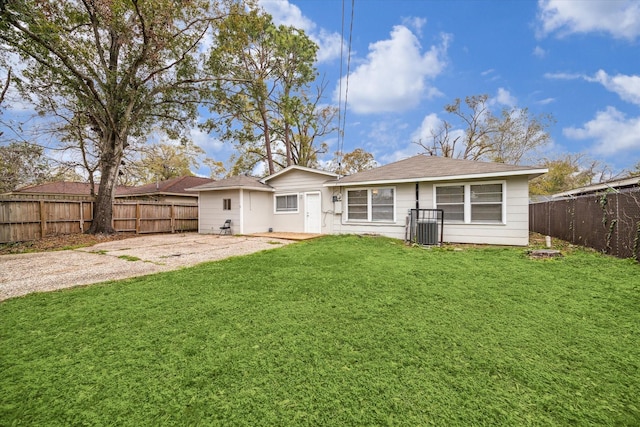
[[275, 194, 298, 213], [347, 187, 395, 222], [435, 182, 504, 224]]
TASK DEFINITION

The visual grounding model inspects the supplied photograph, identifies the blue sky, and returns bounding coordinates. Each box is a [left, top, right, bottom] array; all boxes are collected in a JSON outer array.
[[245, 0, 640, 175], [2, 0, 639, 178]]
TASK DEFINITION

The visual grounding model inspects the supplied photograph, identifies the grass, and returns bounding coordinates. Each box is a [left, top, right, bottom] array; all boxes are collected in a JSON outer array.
[[1, 235, 639, 426], [117, 254, 141, 262]]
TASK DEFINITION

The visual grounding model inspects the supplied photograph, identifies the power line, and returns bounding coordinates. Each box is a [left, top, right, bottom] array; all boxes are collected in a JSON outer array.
[[337, 0, 355, 172]]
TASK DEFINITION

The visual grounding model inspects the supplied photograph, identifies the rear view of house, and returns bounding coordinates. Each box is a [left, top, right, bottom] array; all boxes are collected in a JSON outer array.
[[189, 155, 547, 246]]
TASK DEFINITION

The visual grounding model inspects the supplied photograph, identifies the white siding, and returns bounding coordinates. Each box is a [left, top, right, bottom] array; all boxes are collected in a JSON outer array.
[[424, 176, 530, 246], [333, 176, 531, 246], [242, 191, 273, 234], [267, 170, 337, 234], [332, 183, 415, 240], [198, 190, 241, 235]]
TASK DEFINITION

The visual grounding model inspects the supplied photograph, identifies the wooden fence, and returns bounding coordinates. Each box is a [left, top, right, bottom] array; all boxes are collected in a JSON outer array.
[[0, 199, 199, 243], [529, 190, 640, 261]]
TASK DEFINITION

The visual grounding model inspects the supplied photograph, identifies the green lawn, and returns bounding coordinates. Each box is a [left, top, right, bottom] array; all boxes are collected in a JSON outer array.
[[1, 235, 639, 426]]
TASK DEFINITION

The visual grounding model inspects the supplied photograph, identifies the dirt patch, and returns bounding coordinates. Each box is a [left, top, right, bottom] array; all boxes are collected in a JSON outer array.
[[0, 233, 138, 255]]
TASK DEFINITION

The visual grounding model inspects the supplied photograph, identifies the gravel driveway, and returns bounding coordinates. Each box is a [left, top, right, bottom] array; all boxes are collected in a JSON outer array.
[[0, 233, 292, 302]]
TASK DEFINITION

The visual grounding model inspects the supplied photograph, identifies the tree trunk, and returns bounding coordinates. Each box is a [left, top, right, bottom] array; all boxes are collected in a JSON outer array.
[[88, 146, 122, 234], [259, 104, 275, 175]]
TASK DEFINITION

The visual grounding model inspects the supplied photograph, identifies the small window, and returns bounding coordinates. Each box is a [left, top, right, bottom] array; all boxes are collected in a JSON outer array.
[[275, 194, 298, 213], [223, 198, 231, 210]]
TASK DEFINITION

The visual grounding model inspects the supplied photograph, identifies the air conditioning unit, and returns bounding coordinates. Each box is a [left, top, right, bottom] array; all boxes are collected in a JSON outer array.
[[416, 220, 438, 246]]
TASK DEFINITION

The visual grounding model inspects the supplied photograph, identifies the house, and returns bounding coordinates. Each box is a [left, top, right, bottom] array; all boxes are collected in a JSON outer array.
[[5, 176, 214, 204], [116, 176, 214, 203], [189, 155, 547, 246], [551, 176, 640, 199], [2, 182, 119, 201]]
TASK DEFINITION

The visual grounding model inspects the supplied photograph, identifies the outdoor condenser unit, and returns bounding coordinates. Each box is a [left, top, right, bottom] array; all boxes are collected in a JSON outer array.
[[416, 220, 439, 246]]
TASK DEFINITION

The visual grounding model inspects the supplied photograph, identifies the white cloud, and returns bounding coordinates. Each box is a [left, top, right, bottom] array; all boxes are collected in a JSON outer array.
[[563, 106, 640, 155], [335, 26, 449, 114], [537, 0, 640, 40], [491, 88, 517, 107], [532, 46, 546, 58], [190, 127, 224, 152], [544, 72, 583, 80], [546, 70, 640, 105], [537, 97, 556, 105], [259, 0, 315, 31], [402, 16, 427, 37], [259, 0, 343, 63], [586, 70, 640, 106], [411, 113, 442, 142]]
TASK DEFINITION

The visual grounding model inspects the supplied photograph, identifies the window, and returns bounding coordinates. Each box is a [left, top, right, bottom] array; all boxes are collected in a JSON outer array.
[[435, 185, 464, 223], [223, 198, 231, 210], [275, 194, 298, 213], [435, 182, 504, 224], [347, 187, 395, 222], [470, 184, 503, 223]]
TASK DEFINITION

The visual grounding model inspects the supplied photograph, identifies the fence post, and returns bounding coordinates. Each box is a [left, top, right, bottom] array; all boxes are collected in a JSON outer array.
[[39, 200, 46, 238], [170, 204, 175, 233], [79, 201, 84, 232], [135, 202, 141, 234]]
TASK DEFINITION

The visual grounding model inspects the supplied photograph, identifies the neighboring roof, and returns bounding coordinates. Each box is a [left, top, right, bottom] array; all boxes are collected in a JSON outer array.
[[261, 165, 339, 183], [12, 181, 130, 196], [120, 176, 213, 197], [187, 175, 274, 192], [552, 176, 640, 198], [326, 155, 548, 187]]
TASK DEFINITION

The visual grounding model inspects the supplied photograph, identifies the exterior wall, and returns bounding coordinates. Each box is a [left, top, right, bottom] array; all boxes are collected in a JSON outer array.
[[267, 170, 337, 234], [198, 189, 241, 235], [331, 182, 415, 240], [333, 176, 531, 246], [421, 176, 530, 246], [241, 190, 273, 234]]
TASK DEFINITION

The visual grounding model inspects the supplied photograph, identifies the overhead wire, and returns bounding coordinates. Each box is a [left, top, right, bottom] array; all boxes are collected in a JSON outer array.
[[337, 0, 355, 173]]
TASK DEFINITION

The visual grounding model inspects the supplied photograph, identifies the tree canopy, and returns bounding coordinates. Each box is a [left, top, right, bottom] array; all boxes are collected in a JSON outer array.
[[415, 94, 555, 165], [206, 10, 333, 176], [0, 0, 246, 233]]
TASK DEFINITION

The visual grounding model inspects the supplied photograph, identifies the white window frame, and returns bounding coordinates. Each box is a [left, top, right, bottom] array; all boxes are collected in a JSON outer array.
[[434, 181, 506, 224], [274, 193, 299, 214], [222, 198, 231, 211], [346, 186, 396, 223]]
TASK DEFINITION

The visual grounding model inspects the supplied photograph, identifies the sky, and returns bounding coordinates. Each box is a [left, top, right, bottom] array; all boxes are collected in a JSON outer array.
[[1, 0, 639, 178], [244, 0, 640, 175]]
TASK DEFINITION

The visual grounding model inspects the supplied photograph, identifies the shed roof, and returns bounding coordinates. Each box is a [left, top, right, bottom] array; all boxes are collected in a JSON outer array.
[[187, 175, 274, 192], [327, 155, 547, 187]]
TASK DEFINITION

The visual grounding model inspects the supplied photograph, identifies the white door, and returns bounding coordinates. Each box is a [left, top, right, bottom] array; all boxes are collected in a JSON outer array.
[[304, 192, 322, 233]]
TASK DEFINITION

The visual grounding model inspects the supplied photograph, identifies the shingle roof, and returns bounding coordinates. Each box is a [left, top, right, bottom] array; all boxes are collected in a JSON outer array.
[[13, 182, 131, 196], [121, 176, 214, 196], [187, 175, 274, 192], [329, 155, 547, 186]]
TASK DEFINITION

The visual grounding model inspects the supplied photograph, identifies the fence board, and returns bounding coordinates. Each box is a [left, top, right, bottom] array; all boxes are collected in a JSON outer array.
[[0, 199, 199, 243], [530, 190, 640, 262]]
